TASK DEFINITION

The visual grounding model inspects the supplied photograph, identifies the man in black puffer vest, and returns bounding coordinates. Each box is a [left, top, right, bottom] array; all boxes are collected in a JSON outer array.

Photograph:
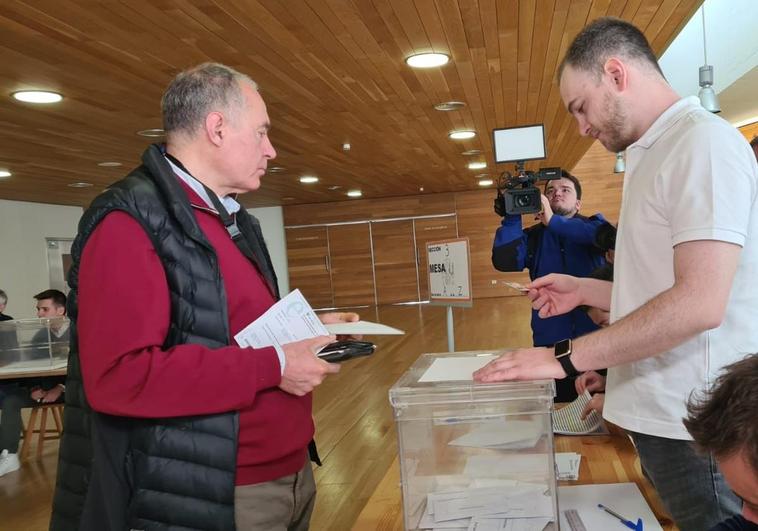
[[49, 63, 358, 531]]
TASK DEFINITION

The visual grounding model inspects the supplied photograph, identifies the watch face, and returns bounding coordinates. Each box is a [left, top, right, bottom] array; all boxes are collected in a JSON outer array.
[[555, 339, 571, 357]]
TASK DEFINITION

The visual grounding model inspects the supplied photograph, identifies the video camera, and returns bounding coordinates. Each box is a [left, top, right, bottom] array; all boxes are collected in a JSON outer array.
[[492, 124, 561, 215]]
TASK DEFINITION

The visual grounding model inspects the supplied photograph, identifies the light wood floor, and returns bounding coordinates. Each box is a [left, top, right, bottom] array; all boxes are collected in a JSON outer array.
[[0, 296, 656, 530]]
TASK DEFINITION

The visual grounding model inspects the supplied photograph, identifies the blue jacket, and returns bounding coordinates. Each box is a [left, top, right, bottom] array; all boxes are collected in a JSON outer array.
[[493, 212, 607, 347]]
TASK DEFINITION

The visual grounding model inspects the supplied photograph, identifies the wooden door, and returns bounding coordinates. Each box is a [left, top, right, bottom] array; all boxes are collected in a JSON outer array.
[[371, 220, 419, 304], [328, 223, 375, 307], [413, 216, 458, 301], [285, 226, 333, 308]]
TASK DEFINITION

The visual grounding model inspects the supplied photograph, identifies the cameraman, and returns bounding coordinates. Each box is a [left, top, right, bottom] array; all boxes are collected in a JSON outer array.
[[492, 170, 607, 402]]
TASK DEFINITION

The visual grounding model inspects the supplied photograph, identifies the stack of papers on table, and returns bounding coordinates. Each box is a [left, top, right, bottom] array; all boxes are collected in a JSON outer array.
[[555, 453, 581, 481], [552, 391, 603, 435], [418, 483, 553, 531]]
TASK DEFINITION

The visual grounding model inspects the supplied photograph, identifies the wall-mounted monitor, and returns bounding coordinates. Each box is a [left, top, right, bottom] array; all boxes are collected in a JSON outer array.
[[492, 124, 546, 163]]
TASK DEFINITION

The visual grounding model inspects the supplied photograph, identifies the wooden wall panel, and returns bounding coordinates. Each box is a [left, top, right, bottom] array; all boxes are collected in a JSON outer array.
[[371, 220, 419, 304], [285, 226, 333, 309], [570, 141, 625, 224], [739, 122, 758, 144], [328, 223, 375, 307], [414, 216, 459, 301], [284, 193, 455, 226]]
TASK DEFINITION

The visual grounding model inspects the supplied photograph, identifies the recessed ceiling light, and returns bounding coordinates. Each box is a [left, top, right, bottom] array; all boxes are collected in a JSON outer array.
[[97, 161, 123, 167], [347, 190, 362, 198], [434, 101, 466, 111], [419, 186, 424, 192], [282, 196, 295, 201], [449, 130, 476, 140], [12, 90, 63, 103], [0, 169, 11, 178], [68, 182, 94, 188], [478, 179, 494, 187], [267, 166, 286, 173], [328, 185, 342, 190], [342, 142, 351, 151], [462, 149, 482, 156], [137, 128, 165, 137], [299, 175, 318, 184], [405, 53, 450, 68], [468, 161, 487, 170]]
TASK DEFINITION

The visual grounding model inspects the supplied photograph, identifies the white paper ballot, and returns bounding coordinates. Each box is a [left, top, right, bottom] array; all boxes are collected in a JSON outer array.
[[448, 419, 542, 449], [419, 355, 497, 382], [234, 289, 329, 350], [324, 320, 404, 336]]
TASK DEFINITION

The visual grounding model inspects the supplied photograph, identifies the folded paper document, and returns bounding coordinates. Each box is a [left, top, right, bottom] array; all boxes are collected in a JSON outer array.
[[323, 320, 404, 336]]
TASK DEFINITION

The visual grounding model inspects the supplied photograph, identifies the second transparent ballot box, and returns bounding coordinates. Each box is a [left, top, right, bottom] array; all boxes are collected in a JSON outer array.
[[0, 318, 70, 373], [389, 351, 558, 531]]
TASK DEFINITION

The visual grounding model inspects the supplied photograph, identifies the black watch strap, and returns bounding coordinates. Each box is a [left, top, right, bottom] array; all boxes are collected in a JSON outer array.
[[554, 339, 579, 378]]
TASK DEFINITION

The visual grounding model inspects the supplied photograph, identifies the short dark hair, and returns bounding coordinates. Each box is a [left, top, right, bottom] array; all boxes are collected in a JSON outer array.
[[559, 17, 663, 81], [683, 354, 758, 475], [0, 289, 7, 305], [34, 289, 67, 312], [545, 170, 583, 199], [750, 135, 758, 149]]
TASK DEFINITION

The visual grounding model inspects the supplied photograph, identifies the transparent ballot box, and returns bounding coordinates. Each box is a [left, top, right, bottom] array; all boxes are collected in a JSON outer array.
[[0, 318, 70, 374], [389, 351, 558, 531]]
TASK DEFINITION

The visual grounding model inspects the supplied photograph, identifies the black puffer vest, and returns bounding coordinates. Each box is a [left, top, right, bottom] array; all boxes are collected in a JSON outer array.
[[49, 144, 279, 531]]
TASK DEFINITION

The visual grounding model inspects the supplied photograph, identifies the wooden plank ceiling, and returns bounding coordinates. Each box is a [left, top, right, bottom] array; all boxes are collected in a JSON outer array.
[[0, 0, 700, 208]]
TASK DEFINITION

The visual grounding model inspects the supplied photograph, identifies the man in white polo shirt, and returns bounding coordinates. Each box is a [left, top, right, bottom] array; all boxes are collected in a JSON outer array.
[[474, 17, 758, 531]]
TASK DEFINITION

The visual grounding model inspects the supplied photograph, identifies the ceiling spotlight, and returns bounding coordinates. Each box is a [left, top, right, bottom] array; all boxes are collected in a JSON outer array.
[[434, 101, 466, 111], [468, 161, 487, 170], [12, 90, 63, 103], [299, 175, 318, 184], [478, 179, 494, 187], [449, 130, 476, 140], [462, 149, 482, 156], [0, 169, 11, 178], [419, 186, 425, 192], [405, 53, 450, 68], [697, 7, 720, 114], [613, 152, 626, 173], [97, 161, 123, 167], [328, 185, 341, 190], [342, 142, 351, 151], [267, 166, 286, 173], [68, 182, 94, 188], [347, 190, 362, 198], [136, 128, 165, 137]]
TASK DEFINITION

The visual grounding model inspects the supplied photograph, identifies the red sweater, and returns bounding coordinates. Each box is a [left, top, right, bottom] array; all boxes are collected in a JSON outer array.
[[77, 183, 312, 486]]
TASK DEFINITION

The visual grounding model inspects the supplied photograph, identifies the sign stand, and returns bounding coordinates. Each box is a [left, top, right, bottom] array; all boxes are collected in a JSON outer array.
[[426, 237, 473, 352]]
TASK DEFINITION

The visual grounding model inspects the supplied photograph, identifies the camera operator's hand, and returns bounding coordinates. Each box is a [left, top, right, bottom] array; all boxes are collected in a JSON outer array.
[[279, 335, 340, 397], [534, 194, 553, 226], [494, 191, 506, 217]]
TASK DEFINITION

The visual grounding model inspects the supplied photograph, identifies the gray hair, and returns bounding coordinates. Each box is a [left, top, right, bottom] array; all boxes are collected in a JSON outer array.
[[161, 63, 258, 138], [0, 289, 6, 305], [559, 17, 664, 81]]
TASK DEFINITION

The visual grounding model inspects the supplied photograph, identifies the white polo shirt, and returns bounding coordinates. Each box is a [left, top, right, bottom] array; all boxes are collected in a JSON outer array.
[[604, 96, 758, 440]]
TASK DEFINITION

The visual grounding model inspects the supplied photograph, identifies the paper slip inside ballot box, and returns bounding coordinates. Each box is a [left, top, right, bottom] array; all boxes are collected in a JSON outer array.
[[324, 320, 404, 336], [448, 418, 542, 449], [234, 289, 329, 350], [419, 355, 497, 382]]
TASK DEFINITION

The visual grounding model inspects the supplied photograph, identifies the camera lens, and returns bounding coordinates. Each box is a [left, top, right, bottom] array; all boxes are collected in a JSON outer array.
[[516, 195, 531, 208]]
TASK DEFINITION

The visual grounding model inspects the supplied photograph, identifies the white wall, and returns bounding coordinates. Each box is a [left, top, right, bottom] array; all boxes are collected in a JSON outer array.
[[247, 206, 289, 296], [0, 199, 82, 319], [659, 0, 758, 99]]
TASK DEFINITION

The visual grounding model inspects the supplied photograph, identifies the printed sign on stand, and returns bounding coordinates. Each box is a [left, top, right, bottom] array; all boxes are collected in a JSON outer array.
[[427, 237, 473, 306]]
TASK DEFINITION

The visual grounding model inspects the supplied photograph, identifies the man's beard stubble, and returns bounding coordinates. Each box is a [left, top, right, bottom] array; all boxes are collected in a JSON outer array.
[[601, 92, 635, 154]]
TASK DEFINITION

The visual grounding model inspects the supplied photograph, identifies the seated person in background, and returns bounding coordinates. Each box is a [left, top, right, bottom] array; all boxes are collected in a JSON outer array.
[[492, 171, 607, 402], [0, 290, 68, 477], [684, 354, 758, 530], [26, 289, 69, 361], [0, 289, 13, 321]]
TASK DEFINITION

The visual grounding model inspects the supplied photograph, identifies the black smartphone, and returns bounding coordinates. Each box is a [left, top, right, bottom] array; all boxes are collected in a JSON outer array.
[[317, 340, 376, 363]]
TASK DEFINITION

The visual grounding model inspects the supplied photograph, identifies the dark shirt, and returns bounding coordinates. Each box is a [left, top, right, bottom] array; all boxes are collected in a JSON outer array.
[[0, 313, 13, 321], [710, 516, 758, 531]]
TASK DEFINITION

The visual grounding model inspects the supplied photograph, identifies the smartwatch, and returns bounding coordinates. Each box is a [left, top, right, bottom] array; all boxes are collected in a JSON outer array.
[[554, 338, 579, 378]]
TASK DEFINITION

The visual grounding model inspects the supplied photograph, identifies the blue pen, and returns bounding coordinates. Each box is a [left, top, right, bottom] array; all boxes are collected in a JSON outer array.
[[598, 503, 644, 531]]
